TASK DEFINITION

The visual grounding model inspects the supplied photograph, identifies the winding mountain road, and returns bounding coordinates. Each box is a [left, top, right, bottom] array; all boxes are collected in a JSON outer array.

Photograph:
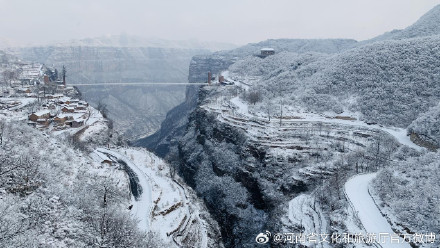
[[96, 148, 153, 232], [345, 173, 411, 248]]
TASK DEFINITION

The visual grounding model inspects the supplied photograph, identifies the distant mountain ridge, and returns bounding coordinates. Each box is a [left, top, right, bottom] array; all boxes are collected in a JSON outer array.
[[220, 38, 358, 56], [2, 35, 238, 52], [369, 4, 440, 42]]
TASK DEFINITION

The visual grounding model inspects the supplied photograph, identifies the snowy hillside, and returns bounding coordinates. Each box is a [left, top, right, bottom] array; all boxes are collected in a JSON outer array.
[[371, 153, 440, 247], [4, 2, 440, 247], [0, 121, 147, 247], [230, 35, 440, 128], [408, 102, 440, 149]]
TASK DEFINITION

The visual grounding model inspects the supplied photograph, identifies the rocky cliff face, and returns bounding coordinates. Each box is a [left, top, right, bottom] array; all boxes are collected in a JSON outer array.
[[134, 85, 199, 157], [134, 54, 237, 152], [177, 104, 270, 247], [188, 55, 237, 83]]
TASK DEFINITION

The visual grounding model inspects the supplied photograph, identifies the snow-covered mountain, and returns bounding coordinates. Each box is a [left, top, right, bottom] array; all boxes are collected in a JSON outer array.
[[4, 35, 238, 52], [3, 3, 440, 247], [221, 38, 358, 57], [139, 4, 440, 247]]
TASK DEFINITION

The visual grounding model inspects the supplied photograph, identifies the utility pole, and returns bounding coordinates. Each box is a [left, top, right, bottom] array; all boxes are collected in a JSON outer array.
[[279, 100, 283, 126], [62, 65, 67, 86]]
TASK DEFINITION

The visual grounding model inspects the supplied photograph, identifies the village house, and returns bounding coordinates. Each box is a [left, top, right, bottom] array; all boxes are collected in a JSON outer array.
[[64, 86, 75, 93], [29, 110, 50, 122], [54, 113, 75, 125], [36, 118, 49, 126], [19, 64, 42, 85], [75, 105, 86, 111], [25, 93, 37, 98], [53, 116, 67, 125], [65, 120, 84, 128], [61, 106, 75, 113], [57, 97, 71, 105], [16, 87, 32, 94], [56, 85, 65, 94], [46, 94, 63, 100]]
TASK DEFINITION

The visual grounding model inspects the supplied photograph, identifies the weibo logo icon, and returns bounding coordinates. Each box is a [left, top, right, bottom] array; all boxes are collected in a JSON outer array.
[[256, 231, 271, 244]]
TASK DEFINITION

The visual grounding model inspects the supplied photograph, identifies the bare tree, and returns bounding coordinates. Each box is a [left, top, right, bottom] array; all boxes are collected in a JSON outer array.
[[2, 70, 16, 87], [0, 121, 4, 146], [62, 65, 67, 84], [266, 101, 273, 121], [97, 100, 109, 119], [247, 90, 262, 105], [0, 197, 30, 247], [166, 147, 180, 179]]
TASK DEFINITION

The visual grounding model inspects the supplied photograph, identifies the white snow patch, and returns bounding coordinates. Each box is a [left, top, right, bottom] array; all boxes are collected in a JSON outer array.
[[230, 96, 249, 116]]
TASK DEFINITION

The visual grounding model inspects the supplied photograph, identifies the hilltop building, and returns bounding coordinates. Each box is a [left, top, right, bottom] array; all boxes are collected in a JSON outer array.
[[260, 48, 275, 58]]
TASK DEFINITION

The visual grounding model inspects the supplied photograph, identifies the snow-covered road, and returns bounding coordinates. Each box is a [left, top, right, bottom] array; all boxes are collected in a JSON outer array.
[[96, 148, 153, 232], [345, 173, 411, 248]]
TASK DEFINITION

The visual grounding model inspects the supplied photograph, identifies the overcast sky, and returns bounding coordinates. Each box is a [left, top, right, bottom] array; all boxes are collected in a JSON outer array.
[[0, 0, 438, 46]]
